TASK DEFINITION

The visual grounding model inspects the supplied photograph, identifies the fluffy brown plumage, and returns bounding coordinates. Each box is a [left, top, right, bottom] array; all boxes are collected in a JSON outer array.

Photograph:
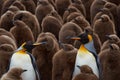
[[117, 4, 120, 38], [48, 10, 63, 24], [71, 16, 90, 31], [33, 0, 37, 5], [1, 0, 15, 15], [66, 12, 84, 22], [13, 11, 40, 40], [101, 34, 120, 51], [0, 28, 16, 41], [11, 0, 26, 11], [20, 0, 36, 14], [32, 32, 59, 80], [71, 0, 86, 17], [104, 2, 119, 38], [10, 20, 35, 47], [0, 11, 14, 31], [0, 35, 17, 50], [0, 44, 15, 78], [92, 8, 114, 26], [41, 15, 62, 40], [8, 5, 20, 14], [99, 44, 120, 80], [93, 14, 116, 44], [81, 0, 95, 22], [59, 22, 82, 45], [63, 5, 81, 23], [55, 0, 72, 17], [0, 0, 6, 17], [73, 65, 99, 80], [1, 67, 26, 80], [35, 0, 54, 29], [106, 0, 120, 5], [90, 0, 107, 23], [52, 44, 77, 80]]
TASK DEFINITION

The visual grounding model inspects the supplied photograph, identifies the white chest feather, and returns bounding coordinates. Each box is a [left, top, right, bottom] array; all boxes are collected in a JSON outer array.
[[72, 50, 99, 80], [9, 53, 36, 80]]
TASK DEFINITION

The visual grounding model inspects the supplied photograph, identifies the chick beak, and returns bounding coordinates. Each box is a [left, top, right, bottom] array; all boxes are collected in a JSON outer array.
[[23, 70, 27, 73], [77, 65, 81, 69], [70, 37, 81, 40], [33, 42, 47, 46], [105, 35, 111, 40]]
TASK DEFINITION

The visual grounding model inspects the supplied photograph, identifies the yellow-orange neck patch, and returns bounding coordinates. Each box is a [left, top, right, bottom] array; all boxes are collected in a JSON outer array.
[[16, 49, 26, 54], [78, 45, 89, 54]]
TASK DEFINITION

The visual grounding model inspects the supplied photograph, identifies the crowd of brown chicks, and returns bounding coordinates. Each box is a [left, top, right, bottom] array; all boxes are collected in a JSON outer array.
[[0, 0, 120, 80]]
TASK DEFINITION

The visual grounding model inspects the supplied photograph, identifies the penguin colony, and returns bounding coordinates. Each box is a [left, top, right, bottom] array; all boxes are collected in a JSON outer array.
[[0, 0, 120, 80]]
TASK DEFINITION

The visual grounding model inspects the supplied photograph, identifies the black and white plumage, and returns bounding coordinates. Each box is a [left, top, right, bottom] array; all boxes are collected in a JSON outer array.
[[70, 31, 102, 80], [9, 41, 46, 80]]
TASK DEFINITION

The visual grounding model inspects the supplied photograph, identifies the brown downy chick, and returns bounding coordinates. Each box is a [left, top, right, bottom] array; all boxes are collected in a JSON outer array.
[[71, 16, 90, 31], [20, 0, 36, 14], [71, 0, 86, 17], [90, 0, 107, 24], [52, 44, 77, 80], [8, 5, 20, 14], [59, 22, 82, 46], [63, 5, 82, 23], [11, 0, 26, 10], [0, 44, 15, 77], [93, 14, 116, 44], [99, 44, 120, 80], [32, 32, 59, 80], [35, 0, 54, 29], [81, 0, 95, 22], [101, 34, 120, 51], [0, 11, 14, 31], [104, 2, 119, 38], [10, 20, 35, 47], [48, 10, 63, 24], [0, 28, 16, 41], [92, 8, 114, 26], [13, 11, 40, 40], [1, 67, 27, 80], [66, 12, 84, 22], [55, 0, 72, 17], [1, 0, 15, 15], [41, 15, 62, 40], [0, 35, 17, 50], [73, 65, 99, 80]]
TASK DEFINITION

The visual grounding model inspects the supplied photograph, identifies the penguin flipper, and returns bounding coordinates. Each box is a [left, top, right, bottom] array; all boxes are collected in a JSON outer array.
[[27, 52, 40, 80], [89, 51, 102, 80]]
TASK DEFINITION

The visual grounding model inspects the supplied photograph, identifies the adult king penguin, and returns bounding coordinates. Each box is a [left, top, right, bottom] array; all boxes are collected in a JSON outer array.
[[9, 41, 46, 80], [70, 30, 101, 80]]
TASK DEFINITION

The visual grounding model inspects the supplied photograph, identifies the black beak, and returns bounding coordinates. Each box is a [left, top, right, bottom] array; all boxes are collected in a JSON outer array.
[[77, 65, 81, 69], [23, 70, 27, 73], [33, 41, 47, 46]]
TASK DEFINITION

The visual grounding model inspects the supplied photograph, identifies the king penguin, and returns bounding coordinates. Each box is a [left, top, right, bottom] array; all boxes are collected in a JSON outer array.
[[9, 41, 46, 80], [70, 30, 101, 80]]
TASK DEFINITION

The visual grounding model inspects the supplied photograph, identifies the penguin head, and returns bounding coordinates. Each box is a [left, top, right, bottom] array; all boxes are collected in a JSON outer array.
[[77, 65, 93, 74], [8, 67, 27, 77], [70, 30, 93, 44], [16, 41, 46, 52]]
